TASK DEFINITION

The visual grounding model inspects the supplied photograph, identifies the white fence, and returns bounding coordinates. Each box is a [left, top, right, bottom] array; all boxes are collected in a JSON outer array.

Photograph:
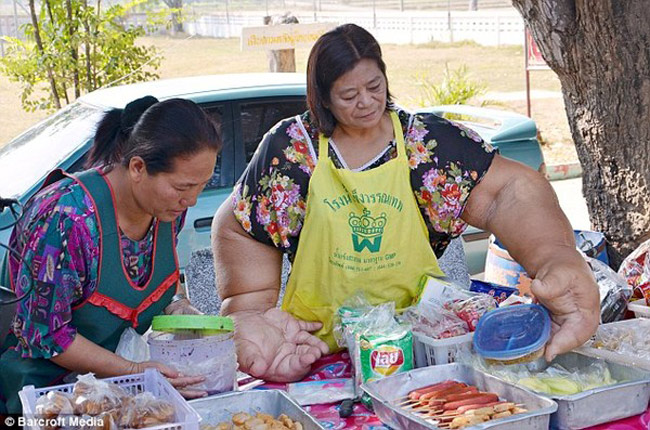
[[181, 10, 524, 46], [1, 8, 524, 56]]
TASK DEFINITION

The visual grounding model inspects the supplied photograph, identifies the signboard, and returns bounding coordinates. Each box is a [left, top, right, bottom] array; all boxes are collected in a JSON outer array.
[[525, 28, 550, 71], [241, 23, 337, 51]]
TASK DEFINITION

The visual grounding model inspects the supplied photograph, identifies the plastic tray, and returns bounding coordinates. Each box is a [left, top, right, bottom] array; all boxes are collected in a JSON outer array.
[[627, 298, 650, 318], [188, 389, 325, 430], [361, 362, 557, 430], [413, 331, 473, 368], [18, 369, 200, 430], [577, 318, 650, 371]]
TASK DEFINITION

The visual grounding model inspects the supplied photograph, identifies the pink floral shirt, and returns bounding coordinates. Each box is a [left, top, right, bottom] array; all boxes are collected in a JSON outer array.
[[232, 108, 496, 260]]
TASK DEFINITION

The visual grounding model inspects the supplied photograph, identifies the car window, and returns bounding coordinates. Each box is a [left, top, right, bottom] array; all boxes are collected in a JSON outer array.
[[203, 104, 225, 189], [240, 98, 306, 162], [0, 102, 104, 198]]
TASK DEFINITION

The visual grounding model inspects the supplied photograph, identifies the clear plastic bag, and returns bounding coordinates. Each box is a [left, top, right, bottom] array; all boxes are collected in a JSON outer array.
[[588, 257, 633, 323], [397, 305, 468, 339], [71, 374, 129, 416], [469, 355, 617, 395], [119, 392, 176, 429], [619, 238, 650, 304], [34, 391, 74, 429], [115, 327, 150, 363]]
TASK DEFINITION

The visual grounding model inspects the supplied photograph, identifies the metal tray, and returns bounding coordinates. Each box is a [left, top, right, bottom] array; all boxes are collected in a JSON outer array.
[[540, 352, 650, 429], [188, 389, 325, 430], [361, 363, 558, 430]]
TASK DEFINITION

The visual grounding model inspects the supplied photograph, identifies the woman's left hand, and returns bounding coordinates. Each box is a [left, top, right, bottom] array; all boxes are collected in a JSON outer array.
[[165, 297, 203, 315], [530, 250, 600, 362], [134, 361, 208, 399]]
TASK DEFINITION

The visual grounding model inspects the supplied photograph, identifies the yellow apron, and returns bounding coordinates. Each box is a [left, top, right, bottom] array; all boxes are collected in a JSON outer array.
[[282, 111, 444, 351]]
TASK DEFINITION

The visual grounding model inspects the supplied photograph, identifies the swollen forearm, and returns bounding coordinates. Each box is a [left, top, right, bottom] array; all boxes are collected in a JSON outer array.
[[50, 334, 136, 377], [486, 171, 576, 277], [212, 201, 283, 314]]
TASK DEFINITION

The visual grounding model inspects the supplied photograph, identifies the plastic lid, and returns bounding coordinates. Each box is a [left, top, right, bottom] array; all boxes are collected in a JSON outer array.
[[473, 304, 551, 360], [152, 315, 234, 332]]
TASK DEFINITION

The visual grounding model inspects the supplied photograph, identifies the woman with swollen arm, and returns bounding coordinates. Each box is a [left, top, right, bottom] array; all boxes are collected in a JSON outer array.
[[212, 24, 600, 383]]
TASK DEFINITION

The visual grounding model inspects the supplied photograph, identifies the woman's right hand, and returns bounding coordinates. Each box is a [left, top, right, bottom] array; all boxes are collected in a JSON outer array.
[[131, 361, 208, 399], [231, 308, 329, 382]]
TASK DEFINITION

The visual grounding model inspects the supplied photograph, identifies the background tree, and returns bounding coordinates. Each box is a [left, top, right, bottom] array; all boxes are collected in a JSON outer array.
[[512, 1, 650, 267], [0, 0, 161, 111], [161, 0, 183, 34]]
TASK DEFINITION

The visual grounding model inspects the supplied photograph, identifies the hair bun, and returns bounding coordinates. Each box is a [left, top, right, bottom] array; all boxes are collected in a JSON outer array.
[[121, 95, 159, 134]]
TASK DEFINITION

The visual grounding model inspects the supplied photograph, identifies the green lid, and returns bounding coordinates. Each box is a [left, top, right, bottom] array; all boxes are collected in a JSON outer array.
[[152, 315, 234, 333]]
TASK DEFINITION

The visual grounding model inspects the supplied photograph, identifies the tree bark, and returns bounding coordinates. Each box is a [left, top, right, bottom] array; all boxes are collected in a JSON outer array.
[[512, 0, 650, 268], [163, 0, 183, 34], [28, 0, 61, 109]]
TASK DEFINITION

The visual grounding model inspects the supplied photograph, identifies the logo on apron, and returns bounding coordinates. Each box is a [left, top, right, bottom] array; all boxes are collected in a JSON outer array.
[[348, 208, 387, 253]]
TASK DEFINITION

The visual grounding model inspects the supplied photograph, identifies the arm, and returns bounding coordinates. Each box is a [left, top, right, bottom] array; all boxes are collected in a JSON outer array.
[[50, 334, 207, 398], [463, 155, 600, 360], [212, 201, 283, 314]]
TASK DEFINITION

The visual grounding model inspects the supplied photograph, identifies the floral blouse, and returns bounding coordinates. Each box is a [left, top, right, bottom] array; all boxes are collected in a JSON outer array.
[[6, 176, 184, 359], [232, 108, 496, 259]]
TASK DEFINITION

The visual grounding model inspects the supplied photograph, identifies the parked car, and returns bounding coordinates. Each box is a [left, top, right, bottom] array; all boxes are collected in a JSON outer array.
[[0, 73, 544, 276]]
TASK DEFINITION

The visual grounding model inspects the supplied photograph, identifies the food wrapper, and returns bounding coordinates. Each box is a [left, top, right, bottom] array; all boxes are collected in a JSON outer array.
[[334, 294, 413, 400], [619, 238, 650, 305], [470, 279, 519, 304], [444, 294, 497, 331]]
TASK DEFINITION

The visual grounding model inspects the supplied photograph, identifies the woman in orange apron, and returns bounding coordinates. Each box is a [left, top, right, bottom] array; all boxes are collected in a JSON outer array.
[[213, 24, 599, 382], [0, 96, 221, 413]]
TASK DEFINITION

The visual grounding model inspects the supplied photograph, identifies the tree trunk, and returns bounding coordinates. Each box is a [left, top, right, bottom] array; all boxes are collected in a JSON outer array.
[[512, 0, 650, 268], [268, 49, 296, 72], [65, 0, 80, 98], [28, 0, 61, 109], [468, 0, 478, 11]]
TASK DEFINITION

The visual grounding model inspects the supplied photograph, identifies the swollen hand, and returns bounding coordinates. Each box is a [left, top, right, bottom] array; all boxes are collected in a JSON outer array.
[[232, 308, 329, 382], [531, 250, 600, 362], [133, 361, 208, 399]]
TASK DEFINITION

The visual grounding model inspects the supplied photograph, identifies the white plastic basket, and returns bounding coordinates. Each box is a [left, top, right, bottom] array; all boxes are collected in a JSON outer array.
[[628, 298, 650, 318], [18, 368, 200, 430], [412, 331, 473, 367]]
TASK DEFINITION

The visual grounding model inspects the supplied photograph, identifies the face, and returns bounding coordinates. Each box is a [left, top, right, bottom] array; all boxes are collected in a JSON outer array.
[[327, 58, 388, 130], [129, 148, 217, 222]]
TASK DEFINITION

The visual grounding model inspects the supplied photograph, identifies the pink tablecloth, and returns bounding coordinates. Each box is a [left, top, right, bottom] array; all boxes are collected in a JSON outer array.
[[584, 409, 650, 430], [254, 352, 650, 430]]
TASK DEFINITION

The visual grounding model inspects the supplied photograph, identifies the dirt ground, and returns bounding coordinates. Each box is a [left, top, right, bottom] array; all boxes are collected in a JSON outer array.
[[0, 36, 577, 164]]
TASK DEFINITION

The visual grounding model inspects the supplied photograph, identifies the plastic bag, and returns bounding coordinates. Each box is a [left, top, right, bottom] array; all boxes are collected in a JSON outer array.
[[119, 392, 176, 429], [35, 391, 74, 429], [469, 355, 617, 395], [115, 327, 150, 363], [71, 374, 129, 416], [444, 294, 497, 331], [590, 318, 650, 361], [619, 237, 650, 304], [588, 257, 633, 323], [397, 305, 468, 339], [334, 294, 413, 399]]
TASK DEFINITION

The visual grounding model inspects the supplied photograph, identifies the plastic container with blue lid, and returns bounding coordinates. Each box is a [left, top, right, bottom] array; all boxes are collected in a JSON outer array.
[[473, 304, 551, 365]]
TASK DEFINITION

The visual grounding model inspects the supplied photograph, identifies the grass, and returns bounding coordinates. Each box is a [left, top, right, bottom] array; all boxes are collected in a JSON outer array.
[[0, 35, 576, 163]]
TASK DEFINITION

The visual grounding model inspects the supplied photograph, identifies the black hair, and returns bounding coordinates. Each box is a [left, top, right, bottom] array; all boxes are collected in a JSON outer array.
[[86, 96, 222, 174], [306, 23, 393, 136]]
